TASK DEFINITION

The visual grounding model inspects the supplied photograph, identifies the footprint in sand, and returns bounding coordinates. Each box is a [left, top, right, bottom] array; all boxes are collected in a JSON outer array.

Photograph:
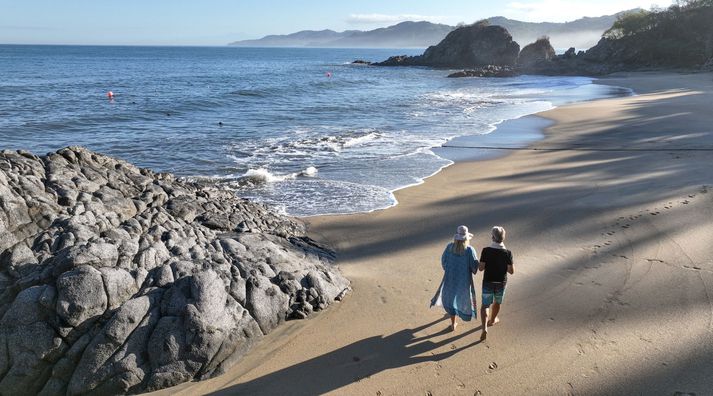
[[622, 224, 631, 229], [488, 362, 498, 370]]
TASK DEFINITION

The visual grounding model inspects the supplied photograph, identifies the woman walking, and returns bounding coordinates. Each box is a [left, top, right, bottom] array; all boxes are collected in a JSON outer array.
[[431, 225, 479, 331]]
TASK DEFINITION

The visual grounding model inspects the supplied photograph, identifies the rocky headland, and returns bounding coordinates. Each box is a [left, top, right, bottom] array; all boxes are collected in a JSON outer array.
[[0, 147, 349, 395], [374, 1, 713, 77]]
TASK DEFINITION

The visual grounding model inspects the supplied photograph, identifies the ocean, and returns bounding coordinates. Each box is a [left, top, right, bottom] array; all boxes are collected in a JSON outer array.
[[0, 45, 627, 216]]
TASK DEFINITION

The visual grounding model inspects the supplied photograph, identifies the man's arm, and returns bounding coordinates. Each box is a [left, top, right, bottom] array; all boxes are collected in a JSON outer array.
[[507, 263, 514, 274]]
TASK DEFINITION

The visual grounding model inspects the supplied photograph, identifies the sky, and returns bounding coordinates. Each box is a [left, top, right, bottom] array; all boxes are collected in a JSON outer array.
[[0, 0, 675, 46]]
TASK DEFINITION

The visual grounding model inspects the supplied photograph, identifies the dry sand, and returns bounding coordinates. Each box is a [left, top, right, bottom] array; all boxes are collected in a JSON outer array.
[[154, 72, 713, 395]]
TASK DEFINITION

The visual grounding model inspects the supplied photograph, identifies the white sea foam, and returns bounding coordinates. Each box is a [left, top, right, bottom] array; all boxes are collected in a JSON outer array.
[[241, 168, 297, 184], [301, 166, 318, 177], [342, 132, 381, 148]]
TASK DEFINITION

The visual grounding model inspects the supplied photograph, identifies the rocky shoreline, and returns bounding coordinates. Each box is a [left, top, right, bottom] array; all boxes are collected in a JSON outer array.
[[0, 147, 349, 395]]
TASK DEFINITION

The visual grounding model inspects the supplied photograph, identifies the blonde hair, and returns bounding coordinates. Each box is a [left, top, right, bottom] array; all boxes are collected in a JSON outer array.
[[452, 239, 469, 255], [492, 226, 506, 243]]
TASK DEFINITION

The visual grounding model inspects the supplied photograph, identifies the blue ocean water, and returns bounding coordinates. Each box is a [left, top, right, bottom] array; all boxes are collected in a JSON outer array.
[[0, 45, 625, 216]]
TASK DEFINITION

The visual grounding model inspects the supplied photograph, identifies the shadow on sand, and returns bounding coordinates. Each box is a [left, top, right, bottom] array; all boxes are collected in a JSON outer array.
[[210, 316, 483, 395]]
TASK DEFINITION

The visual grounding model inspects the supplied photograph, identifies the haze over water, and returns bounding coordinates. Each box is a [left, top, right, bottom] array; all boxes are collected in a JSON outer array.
[[0, 45, 624, 216]]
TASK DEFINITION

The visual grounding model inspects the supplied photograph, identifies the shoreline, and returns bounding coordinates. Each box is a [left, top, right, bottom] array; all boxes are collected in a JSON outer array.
[[303, 77, 630, 219], [150, 70, 713, 395]]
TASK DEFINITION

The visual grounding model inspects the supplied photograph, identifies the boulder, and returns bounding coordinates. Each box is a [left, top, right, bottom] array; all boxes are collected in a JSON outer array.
[[0, 147, 350, 395]]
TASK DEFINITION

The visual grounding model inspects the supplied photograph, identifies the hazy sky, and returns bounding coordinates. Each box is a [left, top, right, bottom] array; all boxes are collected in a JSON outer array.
[[0, 0, 675, 46]]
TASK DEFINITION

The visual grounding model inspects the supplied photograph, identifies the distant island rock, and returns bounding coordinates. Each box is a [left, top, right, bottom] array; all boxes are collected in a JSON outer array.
[[0, 147, 349, 395]]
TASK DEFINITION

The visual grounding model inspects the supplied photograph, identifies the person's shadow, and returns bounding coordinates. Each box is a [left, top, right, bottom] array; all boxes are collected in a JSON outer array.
[[211, 316, 483, 395]]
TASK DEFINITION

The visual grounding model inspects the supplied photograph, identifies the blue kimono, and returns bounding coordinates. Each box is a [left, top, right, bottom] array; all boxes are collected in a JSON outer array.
[[430, 243, 479, 321]]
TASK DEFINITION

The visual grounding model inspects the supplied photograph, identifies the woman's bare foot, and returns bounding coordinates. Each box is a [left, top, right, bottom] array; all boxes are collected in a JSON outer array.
[[487, 317, 500, 326], [451, 322, 458, 332]]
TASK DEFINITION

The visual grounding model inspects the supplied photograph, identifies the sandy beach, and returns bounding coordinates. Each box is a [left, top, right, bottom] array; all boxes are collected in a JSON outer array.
[[152, 71, 713, 395]]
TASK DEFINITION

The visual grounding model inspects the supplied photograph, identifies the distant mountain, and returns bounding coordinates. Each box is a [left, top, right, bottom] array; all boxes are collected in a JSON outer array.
[[230, 29, 352, 47], [229, 12, 633, 50], [230, 21, 452, 49], [325, 21, 454, 48], [488, 12, 632, 50]]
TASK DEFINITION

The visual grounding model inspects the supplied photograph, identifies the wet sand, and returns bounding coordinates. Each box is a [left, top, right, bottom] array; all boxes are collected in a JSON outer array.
[[152, 71, 713, 395]]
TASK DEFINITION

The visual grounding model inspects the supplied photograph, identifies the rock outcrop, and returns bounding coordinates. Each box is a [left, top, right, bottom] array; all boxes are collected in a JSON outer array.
[[0, 147, 350, 395], [375, 23, 520, 68], [517, 37, 556, 68], [447, 66, 517, 78]]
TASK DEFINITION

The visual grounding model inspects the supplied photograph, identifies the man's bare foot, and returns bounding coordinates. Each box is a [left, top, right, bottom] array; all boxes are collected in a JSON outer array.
[[480, 331, 487, 341], [487, 317, 500, 326]]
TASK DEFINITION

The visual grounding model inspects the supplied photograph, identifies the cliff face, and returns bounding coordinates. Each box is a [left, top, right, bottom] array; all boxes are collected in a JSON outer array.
[[0, 147, 349, 395]]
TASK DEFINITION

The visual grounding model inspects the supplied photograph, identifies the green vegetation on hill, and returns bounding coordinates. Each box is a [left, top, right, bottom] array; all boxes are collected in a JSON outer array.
[[595, 0, 713, 66]]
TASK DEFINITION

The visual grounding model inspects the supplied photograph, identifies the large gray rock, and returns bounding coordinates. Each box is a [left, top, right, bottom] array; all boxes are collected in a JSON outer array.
[[0, 147, 350, 395], [376, 22, 520, 68]]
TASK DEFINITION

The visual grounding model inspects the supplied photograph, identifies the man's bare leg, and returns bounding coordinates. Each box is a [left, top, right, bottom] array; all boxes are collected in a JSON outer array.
[[480, 306, 489, 340], [488, 303, 501, 326]]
